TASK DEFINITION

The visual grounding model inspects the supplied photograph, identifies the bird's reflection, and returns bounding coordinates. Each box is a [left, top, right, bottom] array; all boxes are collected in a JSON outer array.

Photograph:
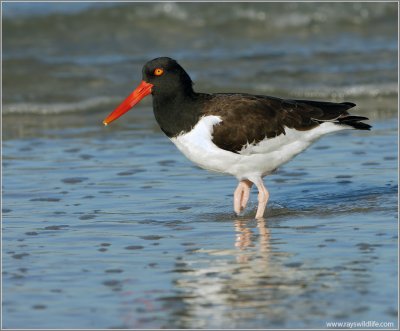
[[234, 217, 271, 263], [234, 220, 253, 249], [152, 217, 291, 329]]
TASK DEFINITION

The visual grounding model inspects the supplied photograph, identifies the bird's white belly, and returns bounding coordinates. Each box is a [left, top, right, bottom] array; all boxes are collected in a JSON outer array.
[[170, 116, 346, 181]]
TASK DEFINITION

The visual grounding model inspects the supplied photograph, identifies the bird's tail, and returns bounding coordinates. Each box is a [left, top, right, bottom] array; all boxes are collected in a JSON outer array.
[[337, 115, 372, 130], [314, 115, 372, 130]]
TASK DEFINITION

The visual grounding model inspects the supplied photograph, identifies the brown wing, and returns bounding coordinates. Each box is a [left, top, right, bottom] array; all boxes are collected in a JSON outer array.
[[203, 93, 365, 153]]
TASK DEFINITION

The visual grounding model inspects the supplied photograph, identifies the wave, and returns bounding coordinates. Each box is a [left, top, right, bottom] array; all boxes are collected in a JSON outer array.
[[3, 83, 397, 116], [2, 2, 396, 117], [255, 83, 399, 99], [3, 2, 396, 31], [2, 96, 115, 115]]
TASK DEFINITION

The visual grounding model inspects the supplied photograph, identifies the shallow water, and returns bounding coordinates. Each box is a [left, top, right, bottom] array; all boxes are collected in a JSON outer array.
[[3, 111, 398, 328], [2, 2, 398, 329]]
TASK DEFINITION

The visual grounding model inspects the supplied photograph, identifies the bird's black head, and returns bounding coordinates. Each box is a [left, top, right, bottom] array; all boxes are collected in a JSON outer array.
[[103, 57, 194, 126], [142, 57, 194, 97]]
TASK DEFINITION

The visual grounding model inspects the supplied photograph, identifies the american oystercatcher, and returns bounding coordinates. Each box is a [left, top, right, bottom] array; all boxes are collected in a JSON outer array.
[[103, 57, 371, 219]]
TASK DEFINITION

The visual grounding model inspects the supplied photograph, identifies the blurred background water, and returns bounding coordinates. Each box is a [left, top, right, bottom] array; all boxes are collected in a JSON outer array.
[[2, 1, 398, 329]]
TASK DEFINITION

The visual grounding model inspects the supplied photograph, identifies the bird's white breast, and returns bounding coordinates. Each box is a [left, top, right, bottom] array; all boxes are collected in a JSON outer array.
[[170, 115, 242, 175]]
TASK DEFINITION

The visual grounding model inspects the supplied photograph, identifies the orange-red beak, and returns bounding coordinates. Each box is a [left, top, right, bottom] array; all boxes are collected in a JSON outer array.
[[103, 80, 153, 126]]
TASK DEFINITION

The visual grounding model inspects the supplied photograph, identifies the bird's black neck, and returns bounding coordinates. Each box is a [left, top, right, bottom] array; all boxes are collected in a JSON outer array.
[[152, 90, 208, 138]]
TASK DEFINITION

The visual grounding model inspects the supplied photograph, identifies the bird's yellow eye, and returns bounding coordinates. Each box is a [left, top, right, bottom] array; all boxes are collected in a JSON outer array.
[[154, 68, 164, 76]]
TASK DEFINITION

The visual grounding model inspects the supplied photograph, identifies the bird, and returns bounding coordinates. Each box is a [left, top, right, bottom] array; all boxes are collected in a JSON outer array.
[[103, 57, 371, 219]]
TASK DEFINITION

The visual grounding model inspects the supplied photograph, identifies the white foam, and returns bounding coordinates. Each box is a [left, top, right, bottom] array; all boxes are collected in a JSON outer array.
[[2, 96, 115, 115]]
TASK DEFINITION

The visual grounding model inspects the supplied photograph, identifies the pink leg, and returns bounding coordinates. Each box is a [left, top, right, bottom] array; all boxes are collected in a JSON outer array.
[[233, 180, 253, 215], [253, 178, 269, 219], [240, 180, 253, 211]]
